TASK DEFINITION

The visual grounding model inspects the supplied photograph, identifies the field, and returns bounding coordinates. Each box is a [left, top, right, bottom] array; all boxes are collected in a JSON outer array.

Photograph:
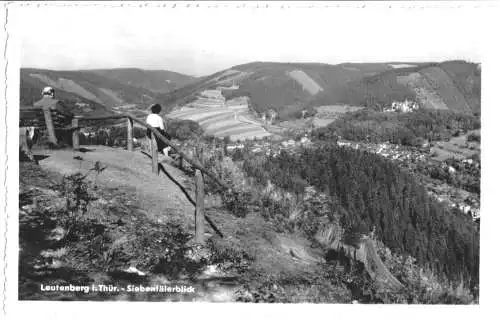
[[167, 90, 270, 141], [312, 105, 363, 128], [431, 129, 481, 162], [269, 105, 364, 134]]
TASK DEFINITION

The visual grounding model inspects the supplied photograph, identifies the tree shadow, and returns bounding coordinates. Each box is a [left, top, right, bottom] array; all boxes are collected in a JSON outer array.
[[34, 154, 50, 162], [74, 147, 95, 153]]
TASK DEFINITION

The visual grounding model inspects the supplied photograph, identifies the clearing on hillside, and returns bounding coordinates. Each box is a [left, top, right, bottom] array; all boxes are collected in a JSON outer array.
[[287, 70, 324, 95], [30, 73, 103, 105], [419, 66, 473, 113], [397, 72, 449, 110]]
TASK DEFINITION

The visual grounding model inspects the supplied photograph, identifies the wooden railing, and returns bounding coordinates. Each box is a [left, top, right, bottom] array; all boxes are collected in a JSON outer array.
[[21, 109, 230, 244], [75, 114, 231, 190]]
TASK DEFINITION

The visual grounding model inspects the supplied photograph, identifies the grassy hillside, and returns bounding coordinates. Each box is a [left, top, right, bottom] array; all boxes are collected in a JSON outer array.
[[88, 68, 196, 93], [19, 146, 354, 303]]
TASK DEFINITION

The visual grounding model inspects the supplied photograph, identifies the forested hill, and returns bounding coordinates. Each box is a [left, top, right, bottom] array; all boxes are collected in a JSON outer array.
[[20, 68, 195, 115], [156, 60, 480, 121], [86, 68, 196, 93], [315, 107, 481, 147], [156, 61, 394, 120], [311, 60, 481, 114], [242, 142, 479, 288]]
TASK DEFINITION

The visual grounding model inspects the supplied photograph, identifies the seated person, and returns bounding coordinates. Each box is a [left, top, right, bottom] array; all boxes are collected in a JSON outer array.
[[146, 103, 171, 156]]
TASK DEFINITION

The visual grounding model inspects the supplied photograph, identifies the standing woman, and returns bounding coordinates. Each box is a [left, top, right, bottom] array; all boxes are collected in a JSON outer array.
[[146, 103, 171, 156]]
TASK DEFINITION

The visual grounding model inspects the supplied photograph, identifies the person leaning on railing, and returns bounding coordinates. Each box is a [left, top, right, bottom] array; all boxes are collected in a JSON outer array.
[[34, 86, 73, 148], [146, 103, 172, 156]]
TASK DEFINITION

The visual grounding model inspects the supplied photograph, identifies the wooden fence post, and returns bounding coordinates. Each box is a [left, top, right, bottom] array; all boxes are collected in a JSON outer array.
[[42, 107, 58, 145], [127, 118, 133, 151], [72, 117, 79, 150], [151, 136, 159, 175], [195, 169, 205, 244]]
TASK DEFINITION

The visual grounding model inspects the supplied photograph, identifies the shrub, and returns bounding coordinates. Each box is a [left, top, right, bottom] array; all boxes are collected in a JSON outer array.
[[221, 189, 252, 218], [59, 173, 95, 219], [231, 149, 245, 161], [206, 237, 255, 268], [150, 221, 206, 278], [190, 142, 253, 218], [54, 169, 104, 243], [259, 192, 297, 233], [467, 133, 480, 143], [165, 118, 204, 141]]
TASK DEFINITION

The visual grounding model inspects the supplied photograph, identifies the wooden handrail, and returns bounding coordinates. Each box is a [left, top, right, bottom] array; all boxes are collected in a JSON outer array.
[[129, 113, 232, 191], [195, 170, 205, 243], [67, 113, 231, 191], [20, 108, 231, 188]]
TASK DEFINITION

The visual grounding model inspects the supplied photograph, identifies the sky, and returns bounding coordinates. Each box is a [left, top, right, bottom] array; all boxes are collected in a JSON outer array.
[[12, 1, 488, 77]]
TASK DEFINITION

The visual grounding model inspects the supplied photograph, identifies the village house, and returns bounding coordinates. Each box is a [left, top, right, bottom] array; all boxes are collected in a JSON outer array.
[[386, 99, 419, 113], [470, 208, 480, 222], [458, 203, 472, 215], [448, 166, 457, 175], [300, 136, 311, 144]]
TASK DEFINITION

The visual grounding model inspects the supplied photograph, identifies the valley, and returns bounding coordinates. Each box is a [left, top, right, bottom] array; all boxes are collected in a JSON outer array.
[[18, 59, 481, 304]]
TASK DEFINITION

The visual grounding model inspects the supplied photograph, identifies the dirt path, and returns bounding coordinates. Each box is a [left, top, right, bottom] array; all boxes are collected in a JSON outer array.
[[37, 146, 195, 225]]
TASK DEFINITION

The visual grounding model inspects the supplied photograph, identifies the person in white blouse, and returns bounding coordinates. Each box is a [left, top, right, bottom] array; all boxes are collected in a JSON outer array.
[[146, 104, 171, 156]]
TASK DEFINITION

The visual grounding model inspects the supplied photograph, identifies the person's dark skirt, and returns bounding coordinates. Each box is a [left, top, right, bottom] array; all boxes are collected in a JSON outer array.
[[147, 128, 171, 151]]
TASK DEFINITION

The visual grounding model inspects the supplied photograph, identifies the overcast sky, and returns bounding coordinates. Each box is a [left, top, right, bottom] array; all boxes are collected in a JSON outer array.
[[13, 2, 486, 77]]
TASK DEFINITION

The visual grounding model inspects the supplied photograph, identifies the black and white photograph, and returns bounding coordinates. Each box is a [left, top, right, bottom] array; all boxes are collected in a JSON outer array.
[[2, 1, 499, 319]]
